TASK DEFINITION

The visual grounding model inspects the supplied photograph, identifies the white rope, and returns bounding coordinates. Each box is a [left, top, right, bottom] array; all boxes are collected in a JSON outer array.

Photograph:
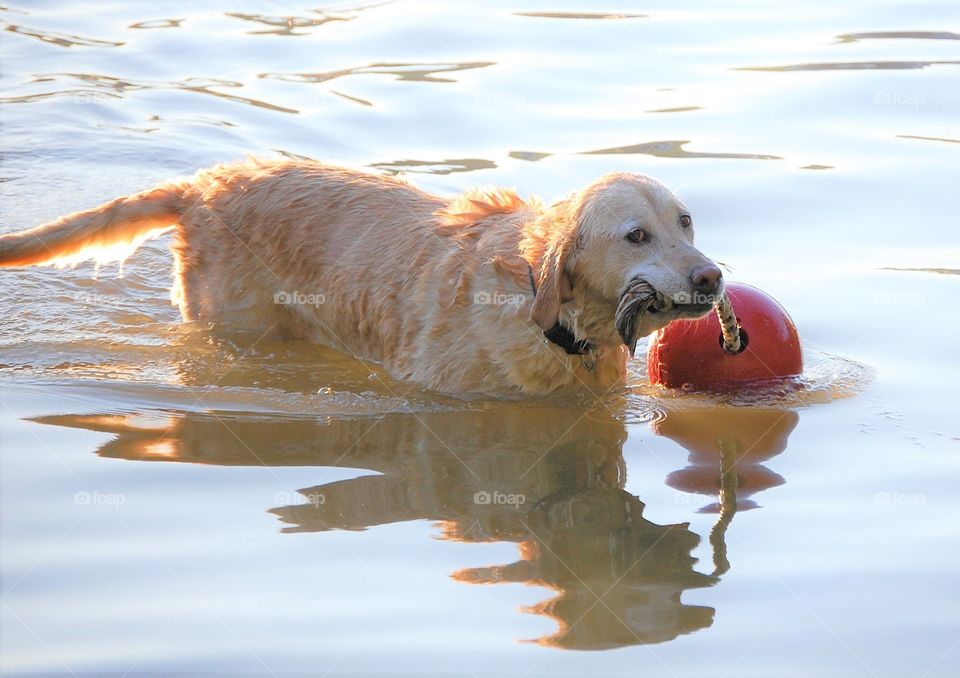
[[716, 294, 742, 354]]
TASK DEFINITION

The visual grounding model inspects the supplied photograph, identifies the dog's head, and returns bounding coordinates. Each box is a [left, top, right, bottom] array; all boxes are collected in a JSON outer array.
[[531, 173, 723, 351]]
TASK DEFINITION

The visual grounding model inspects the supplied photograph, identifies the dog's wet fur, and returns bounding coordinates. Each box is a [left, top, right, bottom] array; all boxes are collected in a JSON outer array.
[[0, 159, 724, 395]]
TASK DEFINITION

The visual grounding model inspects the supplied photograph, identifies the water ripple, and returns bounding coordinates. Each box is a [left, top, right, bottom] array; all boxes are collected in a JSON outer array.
[[737, 60, 960, 72], [582, 140, 781, 161], [225, 11, 354, 36], [370, 157, 497, 175], [260, 61, 496, 85], [896, 134, 960, 145], [3, 22, 123, 48], [514, 11, 647, 20], [632, 349, 874, 409], [1, 71, 297, 113], [128, 18, 184, 30], [835, 31, 960, 43]]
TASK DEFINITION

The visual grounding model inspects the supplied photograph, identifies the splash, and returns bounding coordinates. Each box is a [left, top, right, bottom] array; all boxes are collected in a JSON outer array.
[[44, 225, 174, 277], [630, 347, 874, 409]]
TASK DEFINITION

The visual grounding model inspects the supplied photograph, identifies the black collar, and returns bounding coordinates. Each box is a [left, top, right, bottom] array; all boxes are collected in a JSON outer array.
[[527, 264, 593, 355]]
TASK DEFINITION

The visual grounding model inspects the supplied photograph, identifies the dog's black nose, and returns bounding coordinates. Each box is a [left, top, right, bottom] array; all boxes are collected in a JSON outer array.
[[690, 264, 723, 295]]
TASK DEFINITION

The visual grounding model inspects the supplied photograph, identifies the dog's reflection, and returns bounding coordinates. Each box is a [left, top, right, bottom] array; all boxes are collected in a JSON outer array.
[[33, 401, 797, 650]]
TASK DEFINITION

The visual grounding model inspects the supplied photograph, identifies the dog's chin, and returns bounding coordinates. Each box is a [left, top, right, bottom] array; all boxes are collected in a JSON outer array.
[[633, 302, 715, 338]]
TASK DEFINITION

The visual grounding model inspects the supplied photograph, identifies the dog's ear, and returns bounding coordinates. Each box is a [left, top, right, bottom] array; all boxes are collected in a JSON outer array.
[[531, 230, 575, 331]]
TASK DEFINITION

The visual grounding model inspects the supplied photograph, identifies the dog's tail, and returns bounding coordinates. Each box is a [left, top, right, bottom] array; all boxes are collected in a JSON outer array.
[[0, 183, 187, 268]]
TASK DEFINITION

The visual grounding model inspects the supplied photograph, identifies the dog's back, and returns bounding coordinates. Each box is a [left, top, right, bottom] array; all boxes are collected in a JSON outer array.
[[167, 160, 446, 330]]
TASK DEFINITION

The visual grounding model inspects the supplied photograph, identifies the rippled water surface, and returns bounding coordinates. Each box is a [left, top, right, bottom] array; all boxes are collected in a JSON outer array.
[[1, 1, 958, 675]]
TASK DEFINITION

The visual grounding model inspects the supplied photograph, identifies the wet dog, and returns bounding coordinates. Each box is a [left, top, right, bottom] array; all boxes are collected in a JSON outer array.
[[0, 159, 723, 394]]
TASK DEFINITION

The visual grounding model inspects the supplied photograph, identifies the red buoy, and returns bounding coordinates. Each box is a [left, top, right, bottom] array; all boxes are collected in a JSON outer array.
[[647, 282, 802, 390]]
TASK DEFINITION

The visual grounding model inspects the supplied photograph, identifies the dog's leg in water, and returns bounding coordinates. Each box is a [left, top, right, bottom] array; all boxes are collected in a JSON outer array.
[[615, 279, 656, 358]]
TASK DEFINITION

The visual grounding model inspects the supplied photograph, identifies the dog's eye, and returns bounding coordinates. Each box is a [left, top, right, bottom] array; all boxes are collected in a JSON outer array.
[[679, 214, 692, 228], [626, 228, 649, 244]]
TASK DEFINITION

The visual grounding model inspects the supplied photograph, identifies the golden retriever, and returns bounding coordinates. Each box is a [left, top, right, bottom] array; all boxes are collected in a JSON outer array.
[[0, 159, 723, 395]]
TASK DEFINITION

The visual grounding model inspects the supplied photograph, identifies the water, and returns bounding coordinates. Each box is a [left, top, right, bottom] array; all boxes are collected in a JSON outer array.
[[1, 1, 958, 675]]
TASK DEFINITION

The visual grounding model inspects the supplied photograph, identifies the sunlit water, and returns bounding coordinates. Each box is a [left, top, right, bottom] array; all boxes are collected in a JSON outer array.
[[1, 1, 958, 675]]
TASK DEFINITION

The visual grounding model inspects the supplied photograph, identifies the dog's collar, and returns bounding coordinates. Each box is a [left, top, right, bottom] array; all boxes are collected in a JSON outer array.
[[527, 264, 593, 355]]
